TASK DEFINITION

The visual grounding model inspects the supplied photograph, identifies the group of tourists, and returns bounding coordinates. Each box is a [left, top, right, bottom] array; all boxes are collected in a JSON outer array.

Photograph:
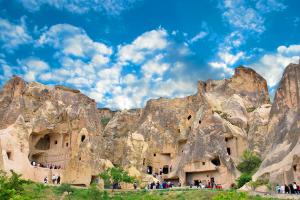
[[43, 174, 61, 184], [276, 182, 300, 194], [189, 180, 221, 189], [31, 161, 62, 169], [147, 181, 176, 189]]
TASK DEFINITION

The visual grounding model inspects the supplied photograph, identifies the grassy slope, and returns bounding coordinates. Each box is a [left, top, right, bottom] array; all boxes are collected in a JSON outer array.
[[19, 184, 283, 200]]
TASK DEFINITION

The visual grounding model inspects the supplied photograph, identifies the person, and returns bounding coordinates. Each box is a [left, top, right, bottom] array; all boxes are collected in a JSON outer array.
[[156, 181, 160, 189], [285, 184, 290, 194], [44, 177, 48, 184], [159, 168, 163, 175], [275, 184, 280, 193], [52, 174, 56, 184], [133, 182, 137, 189], [293, 182, 298, 194], [280, 184, 285, 194], [57, 175, 61, 184]]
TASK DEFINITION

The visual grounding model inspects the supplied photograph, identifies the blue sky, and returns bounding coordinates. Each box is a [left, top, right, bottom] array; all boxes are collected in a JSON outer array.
[[0, 0, 299, 110]]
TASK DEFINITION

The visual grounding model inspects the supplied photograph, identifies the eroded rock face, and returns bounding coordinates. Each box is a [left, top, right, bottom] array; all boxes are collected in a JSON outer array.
[[253, 62, 300, 184], [0, 78, 109, 186], [102, 66, 271, 188], [1, 64, 286, 188]]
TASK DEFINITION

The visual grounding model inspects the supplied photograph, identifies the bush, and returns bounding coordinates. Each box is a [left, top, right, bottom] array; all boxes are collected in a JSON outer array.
[[246, 107, 256, 113], [237, 150, 261, 175], [87, 184, 109, 200], [213, 191, 247, 200], [99, 167, 135, 190], [237, 174, 252, 188], [249, 179, 269, 189], [56, 183, 74, 200], [0, 170, 30, 200], [101, 117, 111, 126]]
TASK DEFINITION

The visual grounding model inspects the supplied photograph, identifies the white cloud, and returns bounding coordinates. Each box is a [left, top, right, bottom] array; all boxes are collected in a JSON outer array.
[[250, 46, 299, 87], [220, 0, 286, 33], [19, 58, 49, 82], [189, 31, 208, 43], [277, 45, 300, 56], [18, 0, 140, 16], [38, 24, 112, 60], [141, 54, 169, 79], [118, 28, 168, 64], [0, 17, 32, 50]]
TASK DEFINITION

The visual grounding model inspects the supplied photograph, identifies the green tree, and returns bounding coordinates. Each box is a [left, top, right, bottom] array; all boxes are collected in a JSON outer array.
[[0, 170, 30, 200], [237, 174, 252, 188], [99, 167, 135, 190], [237, 150, 261, 175]]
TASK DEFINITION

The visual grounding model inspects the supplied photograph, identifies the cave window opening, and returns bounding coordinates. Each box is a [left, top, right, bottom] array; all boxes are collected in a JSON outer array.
[[147, 166, 153, 174], [79, 157, 81, 161], [225, 138, 228, 142], [199, 120, 201, 124], [294, 165, 297, 171], [178, 129, 181, 133], [202, 162, 205, 165], [143, 158, 145, 166], [54, 140, 58, 145], [187, 115, 192, 120], [153, 153, 156, 157], [211, 157, 221, 166], [66, 142, 69, 147], [6, 151, 12, 160], [163, 165, 169, 174], [227, 148, 231, 155], [81, 135, 86, 142]]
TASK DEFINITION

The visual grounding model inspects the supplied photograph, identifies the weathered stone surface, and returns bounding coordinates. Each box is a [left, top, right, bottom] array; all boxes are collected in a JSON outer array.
[[253, 62, 300, 184], [5, 63, 299, 188]]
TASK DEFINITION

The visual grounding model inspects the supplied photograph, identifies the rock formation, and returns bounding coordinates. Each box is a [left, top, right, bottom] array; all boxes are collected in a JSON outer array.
[[253, 62, 300, 184], [0, 62, 298, 188]]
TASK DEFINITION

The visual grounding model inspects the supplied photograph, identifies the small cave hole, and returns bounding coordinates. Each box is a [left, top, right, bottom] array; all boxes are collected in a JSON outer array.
[[293, 165, 297, 171], [54, 140, 58, 145], [211, 157, 221, 166], [187, 115, 192, 120], [79, 157, 81, 161], [81, 135, 86, 142], [178, 129, 181, 133], [66, 142, 69, 147], [227, 148, 231, 155], [199, 120, 201, 124], [202, 162, 205, 165], [153, 153, 156, 157], [6, 151, 12, 160]]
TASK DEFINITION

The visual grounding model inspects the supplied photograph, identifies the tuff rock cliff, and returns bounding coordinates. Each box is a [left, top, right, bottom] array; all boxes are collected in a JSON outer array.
[[0, 63, 298, 188]]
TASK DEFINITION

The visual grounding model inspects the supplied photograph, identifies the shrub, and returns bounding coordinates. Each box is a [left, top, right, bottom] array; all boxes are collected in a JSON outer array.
[[237, 150, 261, 175], [0, 170, 30, 200], [56, 183, 74, 200], [237, 174, 252, 188], [246, 107, 256, 113], [101, 117, 111, 126], [99, 167, 135, 190], [213, 191, 248, 200], [249, 179, 269, 189]]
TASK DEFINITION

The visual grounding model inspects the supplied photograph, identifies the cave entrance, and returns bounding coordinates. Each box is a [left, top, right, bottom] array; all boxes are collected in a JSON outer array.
[[163, 165, 169, 174], [211, 157, 221, 166], [35, 134, 50, 150], [227, 148, 231, 155], [90, 176, 99, 184], [147, 166, 153, 174]]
